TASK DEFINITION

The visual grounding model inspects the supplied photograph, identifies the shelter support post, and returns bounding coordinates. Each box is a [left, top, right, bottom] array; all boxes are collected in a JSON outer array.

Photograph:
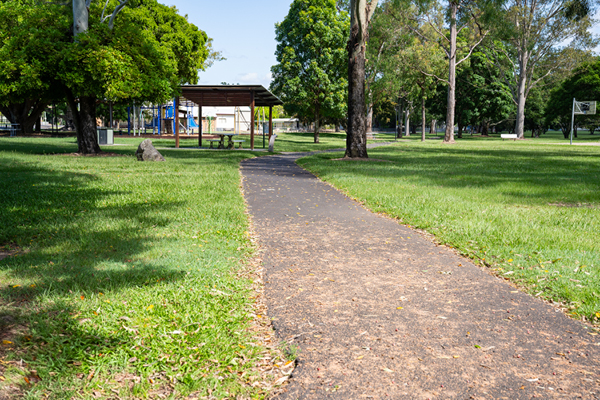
[[198, 103, 202, 147], [250, 91, 255, 150], [269, 106, 273, 141], [175, 97, 180, 148]]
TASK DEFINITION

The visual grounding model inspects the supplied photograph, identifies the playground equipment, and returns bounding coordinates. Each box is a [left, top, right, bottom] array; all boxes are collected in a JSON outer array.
[[127, 99, 199, 135]]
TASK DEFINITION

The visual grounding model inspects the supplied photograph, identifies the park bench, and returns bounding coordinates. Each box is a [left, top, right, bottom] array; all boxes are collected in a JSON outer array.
[[207, 139, 221, 149], [501, 134, 518, 141], [231, 140, 244, 149]]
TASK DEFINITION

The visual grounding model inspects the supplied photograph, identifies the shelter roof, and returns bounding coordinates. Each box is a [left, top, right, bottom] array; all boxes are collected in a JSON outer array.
[[180, 85, 283, 107]]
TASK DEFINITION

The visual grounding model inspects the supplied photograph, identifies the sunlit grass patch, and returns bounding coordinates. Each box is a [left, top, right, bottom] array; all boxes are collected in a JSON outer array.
[[0, 137, 286, 398]]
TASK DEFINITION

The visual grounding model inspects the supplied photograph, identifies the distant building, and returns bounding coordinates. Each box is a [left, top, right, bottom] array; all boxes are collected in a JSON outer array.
[[272, 118, 301, 132]]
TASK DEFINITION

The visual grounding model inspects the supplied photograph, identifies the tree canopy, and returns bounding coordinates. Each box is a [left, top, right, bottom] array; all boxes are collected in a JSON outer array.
[[271, 0, 349, 143], [0, 0, 212, 153]]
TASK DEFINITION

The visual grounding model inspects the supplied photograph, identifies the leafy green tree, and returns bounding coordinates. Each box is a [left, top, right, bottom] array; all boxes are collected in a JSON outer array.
[[392, 0, 488, 143], [494, 0, 595, 139], [0, 1, 68, 133], [545, 59, 600, 139], [0, 0, 211, 153], [61, 0, 210, 153], [271, 0, 349, 143]]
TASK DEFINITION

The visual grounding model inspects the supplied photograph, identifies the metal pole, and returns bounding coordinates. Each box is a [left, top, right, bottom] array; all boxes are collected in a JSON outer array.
[[570, 98, 575, 145], [250, 91, 255, 150], [198, 103, 202, 147], [175, 97, 180, 148]]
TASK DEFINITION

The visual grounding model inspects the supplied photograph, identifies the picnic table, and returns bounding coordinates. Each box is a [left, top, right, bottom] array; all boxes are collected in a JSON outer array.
[[0, 123, 20, 137], [208, 133, 243, 149]]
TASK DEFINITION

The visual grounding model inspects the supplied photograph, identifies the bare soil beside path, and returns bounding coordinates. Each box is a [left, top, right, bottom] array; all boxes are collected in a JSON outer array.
[[241, 153, 600, 400]]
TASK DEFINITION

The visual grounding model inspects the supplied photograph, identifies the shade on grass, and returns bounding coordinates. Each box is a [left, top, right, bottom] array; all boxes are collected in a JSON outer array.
[[298, 140, 600, 322], [0, 137, 281, 398]]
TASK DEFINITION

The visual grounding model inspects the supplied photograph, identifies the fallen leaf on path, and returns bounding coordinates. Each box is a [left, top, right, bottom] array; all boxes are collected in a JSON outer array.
[[382, 368, 394, 373], [526, 378, 538, 382]]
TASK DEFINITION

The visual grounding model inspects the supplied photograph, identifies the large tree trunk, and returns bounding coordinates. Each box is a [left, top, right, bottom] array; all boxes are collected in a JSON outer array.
[[346, 0, 378, 158], [421, 95, 426, 142], [73, 0, 88, 37], [66, 92, 101, 154], [430, 119, 436, 134], [35, 116, 42, 133], [366, 100, 374, 133], [405, 109, 410, 136], [0, 100, 47, 134], [444, 1, 458, 143], [514, 51, 529, 139], [397, 101, 403, 138], [314, 109, 320, 143]]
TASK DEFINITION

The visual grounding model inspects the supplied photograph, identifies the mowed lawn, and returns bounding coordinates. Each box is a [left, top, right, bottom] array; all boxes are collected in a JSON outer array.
[[0, 137, 287, 399], [298, 139, 600, 323], [140, 130, 348, 153]]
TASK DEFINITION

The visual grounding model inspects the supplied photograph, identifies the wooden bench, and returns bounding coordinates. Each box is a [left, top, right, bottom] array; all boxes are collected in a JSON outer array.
[[231, 140, 244, 149], [501, 134, 518, 141], [207, 139, 221, 149]]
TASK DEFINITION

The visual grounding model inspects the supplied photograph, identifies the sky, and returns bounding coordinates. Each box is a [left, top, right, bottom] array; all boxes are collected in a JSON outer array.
[[165, 0, 600, 89], [165, 0, 294, 88]]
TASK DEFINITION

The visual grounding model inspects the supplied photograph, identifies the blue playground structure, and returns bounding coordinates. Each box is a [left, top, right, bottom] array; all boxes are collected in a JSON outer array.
[[127, 99, 199, 135]]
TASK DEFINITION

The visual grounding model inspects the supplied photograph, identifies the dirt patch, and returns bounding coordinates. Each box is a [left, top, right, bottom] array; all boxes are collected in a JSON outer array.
[[0, 245, 23, 262], [331, 157, 392, 162], [549, 202, 598, 209], [50, 152, 130, 157]]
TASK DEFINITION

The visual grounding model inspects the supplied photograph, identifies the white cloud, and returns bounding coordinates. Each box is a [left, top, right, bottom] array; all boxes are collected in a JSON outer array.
[[237, 72, 259, 83], [235, 72, 273, 88]]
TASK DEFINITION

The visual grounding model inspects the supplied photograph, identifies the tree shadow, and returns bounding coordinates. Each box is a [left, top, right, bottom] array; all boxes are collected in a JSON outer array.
[[0, 157, 191, 389], [311, 145, 600, 204]]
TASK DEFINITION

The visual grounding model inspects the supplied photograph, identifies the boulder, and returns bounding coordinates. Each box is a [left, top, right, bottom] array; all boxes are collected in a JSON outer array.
[[136, 139, 165, 161]]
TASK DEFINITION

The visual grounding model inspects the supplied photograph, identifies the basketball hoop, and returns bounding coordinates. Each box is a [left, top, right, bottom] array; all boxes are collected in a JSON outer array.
[[570, 99, 597, 145]]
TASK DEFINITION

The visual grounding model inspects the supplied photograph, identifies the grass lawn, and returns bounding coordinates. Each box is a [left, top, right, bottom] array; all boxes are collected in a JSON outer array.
[[126, 131, 350, 153], [0, 137, 289, 399], [369, 127, 600, 144], [297, 139, 600, 324]]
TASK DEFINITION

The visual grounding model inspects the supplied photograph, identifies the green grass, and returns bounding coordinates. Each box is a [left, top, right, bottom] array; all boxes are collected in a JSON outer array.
[[115, 131, 350, 153], [371, 127, 600, 144], [0, 137, 285, 399], [297, 139, 600, 323]]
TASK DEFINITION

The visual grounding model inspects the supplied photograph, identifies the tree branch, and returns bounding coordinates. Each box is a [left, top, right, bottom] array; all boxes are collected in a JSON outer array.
[[100, 0, 110, 22], [456, 34, 485, 66], [416, 67, 450, 85], [108, 0, 128, 30]]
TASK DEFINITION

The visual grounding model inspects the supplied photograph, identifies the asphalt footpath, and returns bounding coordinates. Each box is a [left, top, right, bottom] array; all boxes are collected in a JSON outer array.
[[241, 152, 600, 400]]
